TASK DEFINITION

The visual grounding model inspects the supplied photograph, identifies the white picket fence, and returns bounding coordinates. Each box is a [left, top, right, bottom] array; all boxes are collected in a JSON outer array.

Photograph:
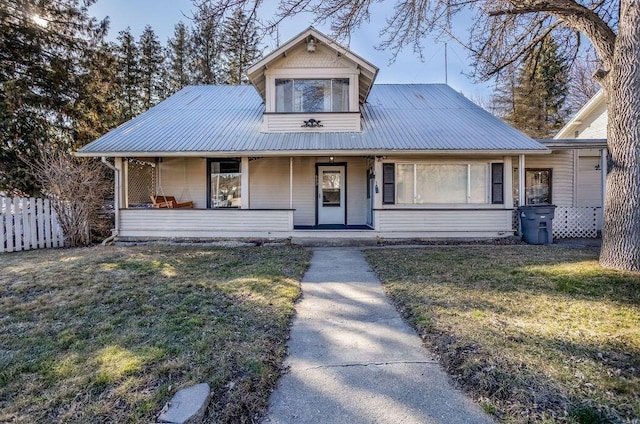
[[1, 196, 64, 253]]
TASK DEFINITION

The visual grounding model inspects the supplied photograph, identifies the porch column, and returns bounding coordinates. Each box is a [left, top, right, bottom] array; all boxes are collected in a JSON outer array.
[[601, 148, 607, 210], [122, 158, 129, 208], [373, 158, 383, 231], [241, 157, 250, 209], [518, 154, 525, 206], [289, 157, 293, 209], [113, 158, 129, 209], [503, 156, 513, 207]]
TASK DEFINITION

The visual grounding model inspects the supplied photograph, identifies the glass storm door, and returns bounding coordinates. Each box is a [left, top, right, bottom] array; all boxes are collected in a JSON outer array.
[[318, 165, 346, 225]]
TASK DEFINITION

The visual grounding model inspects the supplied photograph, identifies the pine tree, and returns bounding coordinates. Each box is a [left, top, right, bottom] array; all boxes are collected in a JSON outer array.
[[0, 0, 106, 194], [495, 37, 569, 138], [115, 27, 141, 121], [72, 37, 120, 147], [191, 6, 223, 85], [221, 9, 261, 85], [139, 25, 165, 109], [491, 65, 518, 120], [166, 22, 192, 94]]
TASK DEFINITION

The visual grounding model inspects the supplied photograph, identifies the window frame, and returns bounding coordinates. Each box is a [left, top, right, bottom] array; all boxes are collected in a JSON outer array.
[[206, 158, 242, 209], [274, 78, 350, 113], [524, 168, 552, 205], [393, 162, 491, 205]]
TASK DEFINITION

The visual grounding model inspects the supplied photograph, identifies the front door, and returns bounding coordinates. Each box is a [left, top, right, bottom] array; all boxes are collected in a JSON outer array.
[[317, 165, 346, 225]]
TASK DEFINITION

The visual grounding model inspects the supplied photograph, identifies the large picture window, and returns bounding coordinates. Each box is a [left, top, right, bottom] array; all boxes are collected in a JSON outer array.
[[208, 159, 241, 208], [395, 163, 489, 204], [275, 78, 349, 112]]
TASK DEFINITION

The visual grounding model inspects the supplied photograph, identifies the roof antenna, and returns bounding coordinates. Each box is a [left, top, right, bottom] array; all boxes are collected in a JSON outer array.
[[444, 42, 448, 85]]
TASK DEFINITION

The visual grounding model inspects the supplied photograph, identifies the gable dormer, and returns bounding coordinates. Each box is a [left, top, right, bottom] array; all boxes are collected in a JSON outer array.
[[247, 27, 378, 133]]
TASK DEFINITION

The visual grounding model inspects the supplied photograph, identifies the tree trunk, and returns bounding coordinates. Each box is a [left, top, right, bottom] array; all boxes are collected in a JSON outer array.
[[599, 1, 640, 271]]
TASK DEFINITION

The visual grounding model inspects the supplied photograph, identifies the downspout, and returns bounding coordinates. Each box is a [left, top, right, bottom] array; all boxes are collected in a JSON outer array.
[[101, 157, 120, 245]]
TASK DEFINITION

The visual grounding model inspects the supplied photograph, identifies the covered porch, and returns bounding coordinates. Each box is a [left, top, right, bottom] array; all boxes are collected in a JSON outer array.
[[113, 155, 375, 240], [110, 153, 521, 241]]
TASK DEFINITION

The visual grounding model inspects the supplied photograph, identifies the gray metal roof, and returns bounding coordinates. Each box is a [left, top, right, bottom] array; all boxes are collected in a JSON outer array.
[[538, 138, 607, 150], [77, 84, 548, 156]]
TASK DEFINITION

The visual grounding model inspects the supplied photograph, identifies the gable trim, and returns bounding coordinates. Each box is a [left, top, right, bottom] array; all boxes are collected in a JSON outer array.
[[247, 27, 379, 104]]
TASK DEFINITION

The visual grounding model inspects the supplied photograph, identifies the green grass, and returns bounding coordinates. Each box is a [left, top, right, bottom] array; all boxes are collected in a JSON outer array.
[[0, 245, 311, 423], [364, 246, 640, 423]]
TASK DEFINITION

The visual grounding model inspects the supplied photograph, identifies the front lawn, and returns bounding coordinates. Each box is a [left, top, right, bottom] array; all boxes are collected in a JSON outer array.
[[0, 245, 310, 423], [364, 246, 639, 423]]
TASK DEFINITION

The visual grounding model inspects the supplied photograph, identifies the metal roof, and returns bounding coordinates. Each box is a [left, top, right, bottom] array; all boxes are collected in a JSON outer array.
[[539, 138, 607, 150], [77, 84, 548, 157]]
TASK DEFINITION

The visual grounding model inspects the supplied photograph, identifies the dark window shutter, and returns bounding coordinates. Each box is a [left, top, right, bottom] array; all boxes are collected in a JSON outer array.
[[491, 163, 504, 204], [382, 163, 395, 204]]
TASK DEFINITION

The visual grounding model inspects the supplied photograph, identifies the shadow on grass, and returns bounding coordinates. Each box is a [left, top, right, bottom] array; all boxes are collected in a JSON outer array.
[[0, 245, 310, 423], [364, 246, 640, 423]]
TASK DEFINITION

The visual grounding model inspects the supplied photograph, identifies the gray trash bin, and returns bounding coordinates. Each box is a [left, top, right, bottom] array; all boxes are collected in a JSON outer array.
[[518, 205, 556, 245]]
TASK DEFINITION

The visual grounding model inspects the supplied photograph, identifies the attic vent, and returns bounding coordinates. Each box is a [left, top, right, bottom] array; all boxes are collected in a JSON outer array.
[[302, 119, 323, 128], [306, 37, 316, 52]]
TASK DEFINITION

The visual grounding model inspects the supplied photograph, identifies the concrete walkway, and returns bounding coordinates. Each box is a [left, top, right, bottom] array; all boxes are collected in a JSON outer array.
[[263, 248, 493, 424]]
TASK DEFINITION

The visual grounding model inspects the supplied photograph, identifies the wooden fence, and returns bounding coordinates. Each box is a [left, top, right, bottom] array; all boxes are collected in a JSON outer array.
[[1, 196, 64, 253]]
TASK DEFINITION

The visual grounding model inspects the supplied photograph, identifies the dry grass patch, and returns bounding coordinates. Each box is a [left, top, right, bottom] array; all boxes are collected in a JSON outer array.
[[0, 245, 310, 423], [364, 246, 639, 423]]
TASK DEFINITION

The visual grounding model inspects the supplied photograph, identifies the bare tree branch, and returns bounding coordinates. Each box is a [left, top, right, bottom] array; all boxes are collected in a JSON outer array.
[[191, 0, 618, 86], [26, 147, 111, 246], [487, 0, 615, 72]]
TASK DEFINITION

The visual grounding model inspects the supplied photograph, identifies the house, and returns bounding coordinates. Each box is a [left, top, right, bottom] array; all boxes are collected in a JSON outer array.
[[536, 91, 607, 234], [78, 27, 567, 242]]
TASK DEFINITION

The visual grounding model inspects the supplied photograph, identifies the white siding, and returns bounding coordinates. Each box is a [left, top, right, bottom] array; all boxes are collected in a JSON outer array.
[[156, 157, 207, 208], [263, 43, 361, 116], [346, 159, 367, 225], [292, 157, 316, 226], [376, 209, 513, 235], [520, 151, 574, 206], [249, 157, 290, 208], [576, 105, 608, 139], [120, 209, 293, 238], [262, 113, 361, 132], [271, 44, 352, 70], [577, 155, 603, 207], [288, 157, 369, 226]]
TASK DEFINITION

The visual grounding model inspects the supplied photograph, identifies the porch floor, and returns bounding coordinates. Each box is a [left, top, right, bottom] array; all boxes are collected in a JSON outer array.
[[294, 225, 373, 230]]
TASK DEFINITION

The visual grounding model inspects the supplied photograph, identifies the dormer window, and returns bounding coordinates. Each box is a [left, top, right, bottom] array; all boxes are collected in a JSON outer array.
[[275, 78, 349, 112]]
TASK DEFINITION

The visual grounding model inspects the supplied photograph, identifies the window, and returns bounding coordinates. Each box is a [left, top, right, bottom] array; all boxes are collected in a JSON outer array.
[[525, 169, 551, 204], [275, 78, 349, 112], [512, 168, 552, 205], [208, 159, 241, 208], [393, 163, 489, 204], [491, 163, 504, 204], [322, 171, 341, 206]]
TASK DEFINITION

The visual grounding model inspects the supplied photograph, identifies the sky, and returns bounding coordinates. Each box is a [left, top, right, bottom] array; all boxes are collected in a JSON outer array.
[[89, 0, 493, 100]]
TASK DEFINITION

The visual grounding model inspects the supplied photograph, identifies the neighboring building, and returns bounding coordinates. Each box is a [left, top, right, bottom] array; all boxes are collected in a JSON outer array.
[[536, 91, 607, 233], [78, 27, 600, 242]]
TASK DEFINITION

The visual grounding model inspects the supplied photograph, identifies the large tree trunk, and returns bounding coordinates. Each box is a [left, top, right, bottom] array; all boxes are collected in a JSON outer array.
[[599, 2, 640, 271]]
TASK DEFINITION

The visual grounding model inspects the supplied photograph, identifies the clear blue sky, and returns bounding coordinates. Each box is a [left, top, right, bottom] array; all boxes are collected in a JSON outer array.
[[89, 0, 493, 99]]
